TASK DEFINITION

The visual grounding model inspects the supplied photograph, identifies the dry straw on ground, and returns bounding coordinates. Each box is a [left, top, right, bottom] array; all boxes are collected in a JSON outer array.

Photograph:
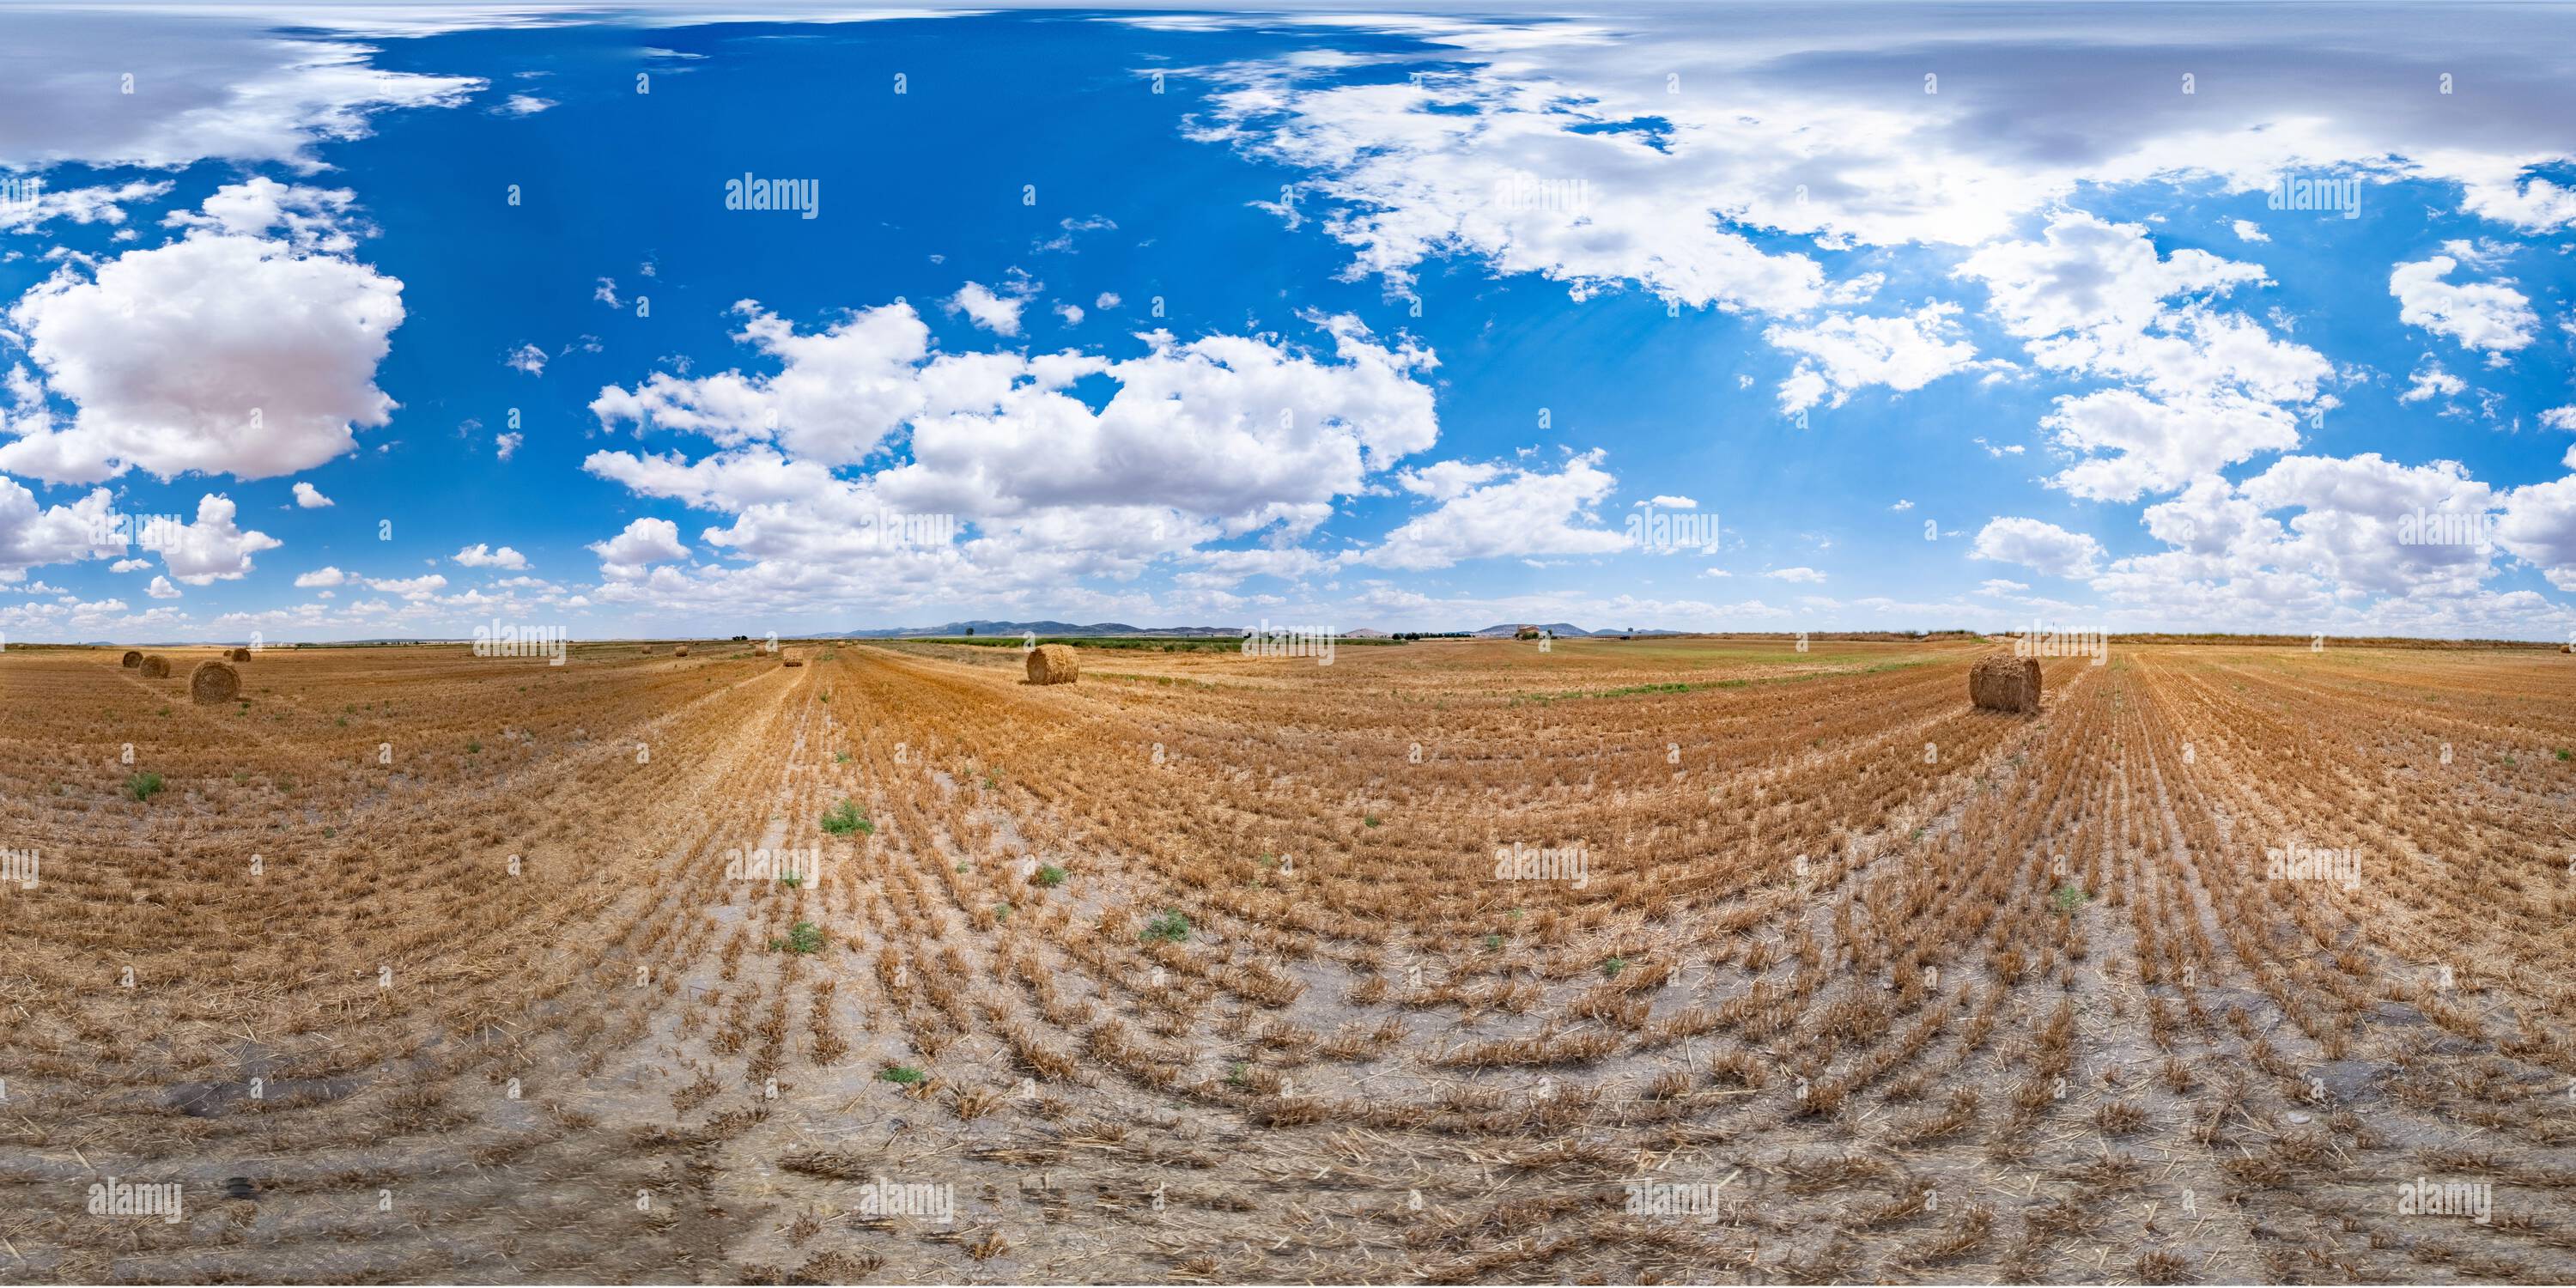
[[782, 655, 804, 667], [1025, 643, 1078, 684], [1969, 653, 2040, 712], [191, 659, 241, 704], [674, 645, 690, 658], [119, 650, 142, 668], [138, 654, 171, 678]]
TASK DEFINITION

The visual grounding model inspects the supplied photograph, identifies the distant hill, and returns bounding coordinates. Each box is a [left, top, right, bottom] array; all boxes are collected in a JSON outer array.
[[835, 621, 1244, 639], [1473, 623, 1594, 638]]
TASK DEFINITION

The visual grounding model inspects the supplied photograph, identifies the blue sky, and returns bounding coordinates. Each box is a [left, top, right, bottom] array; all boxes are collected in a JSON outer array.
[[2, 2, 2573, 641]]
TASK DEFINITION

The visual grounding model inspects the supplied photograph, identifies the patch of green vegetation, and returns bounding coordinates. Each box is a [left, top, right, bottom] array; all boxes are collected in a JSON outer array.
[[876, 1064, 925, 1085], [2050, 884, 2093, 915], [1225, 1060, 1250, 1086], [820, 799, 873, 836], [126, 771, 165, 801], [1141, 908, 1191, 944], [1363, 814, 1382, 828], [1602, 955, 1629, 978], [1034, 864, 1067, 888], [1484, 933, 1504, 951], [465, 740, 481, 754], [834, 750, 849, 763], [779, 872, 803, 890], [769, 920, 825, 953]]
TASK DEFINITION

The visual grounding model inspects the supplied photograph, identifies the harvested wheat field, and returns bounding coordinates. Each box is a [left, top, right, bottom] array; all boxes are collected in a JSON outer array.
[[4, 636, 2574, 1284]]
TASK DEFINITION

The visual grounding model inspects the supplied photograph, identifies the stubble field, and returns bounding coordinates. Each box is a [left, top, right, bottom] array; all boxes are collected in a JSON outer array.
[[3, 635, 2574, 1284]]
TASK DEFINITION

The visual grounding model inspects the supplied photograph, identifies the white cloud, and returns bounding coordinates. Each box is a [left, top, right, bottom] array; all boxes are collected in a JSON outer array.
[[494, 94, 556, 116], [1641, 495, 1697, 509], [1956, 211, 2326, 501], [1352, 451, 1629, 571], [1764, 302, 1979, 413], [2390, 255, 2538, 355], [161, 177, 366, 253], [1095, 292, 1121, 310], [1890, 499, 1914, 511], [147, 574, 180, 599], [0, 187, 403, 484], [0, 19, 482, 173], [2038, 389, 2301, 502], [1971, 516, 2105, 578], [2494, 474, 2576, 592], [587, 516, 689, 578], [2230, 219, 2269, 243], [948, 281, 1029, 336], [158, 494, 283, 585], [505, 343, 548, 375], [292, 481, 333, 507], [1395, 460, 1504, 501], [453, 543, 529, 570], [496, 431, 524, 461], [109, 558, 150, 573], [0, 481, 119, 578], [587, 303, 1441, 603], [1054, 301, 1084, 326], [1765, 566, 1826, 583], [294, 566, 347, 588], [1978, 578, 2028, 594], [0, 179, 174, 234], [367, 573, 447, 598], [2398, 361, 2467, 404]]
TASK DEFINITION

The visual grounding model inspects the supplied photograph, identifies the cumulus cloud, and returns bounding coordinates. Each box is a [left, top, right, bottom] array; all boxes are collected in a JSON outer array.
[[1956, 211, 2325, 501], [0, 185, 403, 483], [1971, 516, 2105, 578], [496, 431, 524, 461], [505, 343, 547, 375], [586, 302, 1441, 604], [161, 177, 366, 253], [157, 494, 283, 585], [1352, 451, 1629, 571], [0, 480, 118, 579], [147, 574, 181, 599], [453, 543, 529, 569], [292, 481, 333, 507], [587, 517, 689, 578], [294, 566, 348, 588], [2390, 254, 2539, 356], [1396, 460, 1504, 501], [1765, 302, 1979, 413], [2398, 360, 2467, 404], [948, 280, 1030, 336], [1765, 566, 1826, 583]]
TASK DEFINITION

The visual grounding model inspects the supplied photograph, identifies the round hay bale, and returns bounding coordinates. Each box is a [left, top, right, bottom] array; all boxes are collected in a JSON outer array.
[[190, 659, 241, 704], [782, 654, 805, 667], [1969, 653, 2040, 713], [227, 647, 252, 662], [119, 650, 143, 668], [673, 644, 690, 658], [1025, 643, 1079, 685], [138, 653, 172, 678]]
